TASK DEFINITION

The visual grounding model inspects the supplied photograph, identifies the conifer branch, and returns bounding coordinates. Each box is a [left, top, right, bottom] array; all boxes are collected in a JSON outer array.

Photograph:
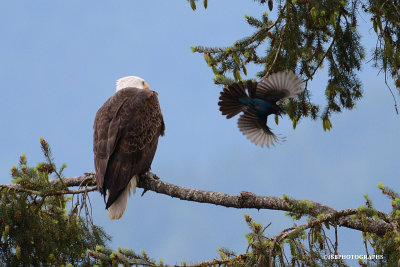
[[0, 184, 41, 195], [272, 208, 358, 244], [267, 209, 360, 267], [173, 254, 249, 267], [261, 23, 287, 81], [1, 172, 392, 236], [0, 184, 97, 197], [239, 12, 284, 49], [39, 137, 69, 191], [305, 36, 336, 83]]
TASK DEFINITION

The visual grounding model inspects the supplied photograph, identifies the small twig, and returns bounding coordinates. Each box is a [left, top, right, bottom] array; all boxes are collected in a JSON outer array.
[[320, 227, 333, 254], [304, 81, 312, 104], [281, 249, 288, 266], [295, 239, 311, 255], [268, 226, 296, 267], [384, 71, 399, 114], [379, 0, 390, 11], [391, 1, 400, 16], [58, 186, 97, 195], [87, 189, 94, 225], [261, 24, 287, 82], [43, 150, 69, 191], [305, 36, 336, 83], [262, 222, 272, 234], [334, 224, 339, 254], [363, 234, 370, 259], [34, 196, 47, 212]]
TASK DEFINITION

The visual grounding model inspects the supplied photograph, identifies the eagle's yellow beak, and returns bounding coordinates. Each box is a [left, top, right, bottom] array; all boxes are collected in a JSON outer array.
[[144, 82, 150, 90]]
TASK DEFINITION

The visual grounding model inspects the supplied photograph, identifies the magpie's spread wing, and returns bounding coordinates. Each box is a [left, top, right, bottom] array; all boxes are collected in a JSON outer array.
[[237, 111, 285, 147], [256, 71, 304, 103]]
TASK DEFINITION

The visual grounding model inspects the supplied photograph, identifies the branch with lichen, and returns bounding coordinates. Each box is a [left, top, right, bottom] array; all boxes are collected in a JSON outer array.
[[1, 137, 396, 237], [1, 170, 394, 236], [3, 139, 400, 265]]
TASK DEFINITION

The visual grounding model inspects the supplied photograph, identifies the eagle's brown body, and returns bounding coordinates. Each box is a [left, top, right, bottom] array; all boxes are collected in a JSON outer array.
[[93, 87, 164, 217]]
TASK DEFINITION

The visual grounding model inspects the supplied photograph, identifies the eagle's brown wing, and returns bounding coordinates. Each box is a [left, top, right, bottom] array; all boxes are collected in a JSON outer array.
[[93, 87, 164, 208]]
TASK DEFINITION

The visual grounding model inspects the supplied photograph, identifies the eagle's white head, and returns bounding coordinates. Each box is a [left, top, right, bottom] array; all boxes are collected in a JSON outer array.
[[116, 76, 150, 92]]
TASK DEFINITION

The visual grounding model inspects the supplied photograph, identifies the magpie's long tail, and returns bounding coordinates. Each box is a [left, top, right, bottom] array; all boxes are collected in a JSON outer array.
[[218, 82, 248, 119]]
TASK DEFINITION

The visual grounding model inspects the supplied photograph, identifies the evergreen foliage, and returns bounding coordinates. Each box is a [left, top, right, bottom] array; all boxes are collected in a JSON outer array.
[[88, 246, 155, 266], [0, 136, 398, 266], [1, 1, 399, 266], [189, 0, 400, 129], [0, 138, 110, 266], [89, 184, 400, 266]]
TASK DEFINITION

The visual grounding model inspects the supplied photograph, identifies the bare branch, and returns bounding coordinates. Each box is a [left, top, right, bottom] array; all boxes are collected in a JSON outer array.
[[0, 172, 392, 236], [384, 71, 399, 114]]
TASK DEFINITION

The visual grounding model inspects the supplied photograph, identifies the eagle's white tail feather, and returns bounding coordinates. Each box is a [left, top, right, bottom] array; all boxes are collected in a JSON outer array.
[[107, 175, 138, 220], [129, 175, 137, 197]]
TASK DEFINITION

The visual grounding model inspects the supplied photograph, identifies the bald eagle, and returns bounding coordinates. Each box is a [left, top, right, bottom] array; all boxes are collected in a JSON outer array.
[[218, 71, 304, 147], [93, 76, 165, 220]]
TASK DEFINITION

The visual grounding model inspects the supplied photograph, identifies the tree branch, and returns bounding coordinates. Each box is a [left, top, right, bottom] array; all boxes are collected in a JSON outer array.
[[0, 184, 97, 196], [0, 172, 392, 236], [260, 24, 287, 82], [272, 208, 359, 243]]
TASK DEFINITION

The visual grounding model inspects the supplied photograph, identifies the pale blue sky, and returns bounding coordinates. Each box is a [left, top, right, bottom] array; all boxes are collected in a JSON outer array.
[[0, 1, 399, 265]]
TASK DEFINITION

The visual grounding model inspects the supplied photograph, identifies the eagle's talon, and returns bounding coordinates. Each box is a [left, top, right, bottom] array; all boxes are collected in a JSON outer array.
[[141, 189, 148, 197]]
